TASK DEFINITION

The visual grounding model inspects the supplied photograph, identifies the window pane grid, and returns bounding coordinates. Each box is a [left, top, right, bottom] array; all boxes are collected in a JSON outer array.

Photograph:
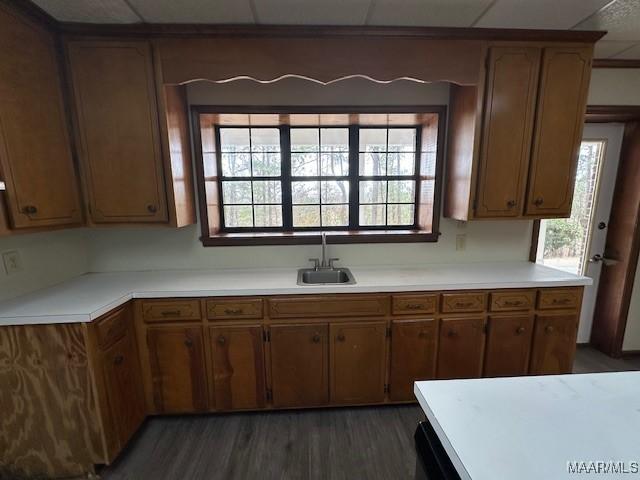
[[214, 123, 429, 233], [357, 127, 419, 228], [219, 127, 283, 229]]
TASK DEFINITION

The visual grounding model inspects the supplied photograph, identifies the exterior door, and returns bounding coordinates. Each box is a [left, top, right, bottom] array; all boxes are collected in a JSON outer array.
[[536, 124, 624, 342]]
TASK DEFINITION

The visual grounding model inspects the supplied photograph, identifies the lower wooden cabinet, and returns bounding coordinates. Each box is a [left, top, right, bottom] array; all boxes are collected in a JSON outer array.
[[330, 321, 387, 404], [210, 325, 266, 410], [269, 323, 329, 408], [100, 331, 146, 456], [484, 315, 534, 377], [529, 313, 579, 374], [147, 326, 208, 413], [389, 319, 438, 401], [437, 317, 485, 379]]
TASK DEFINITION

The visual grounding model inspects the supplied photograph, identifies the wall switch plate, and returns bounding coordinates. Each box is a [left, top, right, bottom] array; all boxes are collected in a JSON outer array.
[[2, 250, 23, 275], [455, 234, 467, 251]]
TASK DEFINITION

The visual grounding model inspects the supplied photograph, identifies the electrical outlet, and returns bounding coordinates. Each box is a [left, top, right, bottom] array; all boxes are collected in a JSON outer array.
[[2, 250, 23, 275], [455, 234, 466, 252]]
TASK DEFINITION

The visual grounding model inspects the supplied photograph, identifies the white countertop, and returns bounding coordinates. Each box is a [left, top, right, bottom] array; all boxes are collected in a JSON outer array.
[[415, 372, 640, 480], [0, 262, 590, 326]]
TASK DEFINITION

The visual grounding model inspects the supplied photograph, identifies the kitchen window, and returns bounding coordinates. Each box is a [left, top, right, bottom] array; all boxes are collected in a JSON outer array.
[[194, 107, 445, 246]]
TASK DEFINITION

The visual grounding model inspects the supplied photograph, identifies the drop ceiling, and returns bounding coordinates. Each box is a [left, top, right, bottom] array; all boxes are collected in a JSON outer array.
[[30, 0, 640, 59]]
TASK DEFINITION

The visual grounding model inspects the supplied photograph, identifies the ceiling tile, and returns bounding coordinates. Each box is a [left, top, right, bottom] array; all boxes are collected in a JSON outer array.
[[367, 0, 493, 27], [253, 0, 370, 25], [613, 42, 640, 59], [475, 0, 611, 29], [31, 0, 140, 23], [126, 0, 255, 24], [593, 40, 638, 58], [575, 0, 640, 41]]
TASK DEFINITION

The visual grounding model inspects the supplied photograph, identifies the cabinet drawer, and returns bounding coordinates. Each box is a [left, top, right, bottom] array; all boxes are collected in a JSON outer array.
[[391, 294, 438, 315], [206, 298, 264, 320], [96, 307, 129, 349], [141, 299, 201, 323], [270, 295, 388, 319], [490, 290, 535, 312], [441, 293, 486, 313], [537, 288, 582, 310]]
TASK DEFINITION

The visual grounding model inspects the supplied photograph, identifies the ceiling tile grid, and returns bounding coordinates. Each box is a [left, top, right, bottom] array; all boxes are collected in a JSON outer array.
[[26, 0, 640, 58], [31, 0, 141, 23]]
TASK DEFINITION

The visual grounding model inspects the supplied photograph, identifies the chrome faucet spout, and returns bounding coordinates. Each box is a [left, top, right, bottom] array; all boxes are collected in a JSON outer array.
[[321, 232, 328, 268]]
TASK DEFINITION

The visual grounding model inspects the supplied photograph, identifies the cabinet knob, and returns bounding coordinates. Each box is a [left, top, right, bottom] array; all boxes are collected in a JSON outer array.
[[447, 330, 457, 338], [506, 200, 516, 208], [217, 335, 226, 345], [533, 197, 544, 207], [545, 325, 554, 334], [337, 333, 345, 342], [22, 205, 37, 215], [147, 204, 158, 213], [516, 326, 525, 335], [113, 354, 124, 365], [312, 333, 321, 343], [418, 331, 429, 338], [184, 338, 194, 348]]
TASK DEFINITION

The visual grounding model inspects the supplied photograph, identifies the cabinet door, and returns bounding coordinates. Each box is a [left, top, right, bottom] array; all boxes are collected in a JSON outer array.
[[484, 315, 534, 377], [389, 319, 437, 401], [529, 313, 578, 374], [475, 47, 540, 218], [525, 47, 592, 217], [101, 331, 146, 453], [437, 317, 485, 379], [210, 325, 266, 410], [67, 41, 167, 223], [147, 326, 207, 413], [0, 5, 81, 228], [270, 324, 328, 408], [330, 321, 387, 404]]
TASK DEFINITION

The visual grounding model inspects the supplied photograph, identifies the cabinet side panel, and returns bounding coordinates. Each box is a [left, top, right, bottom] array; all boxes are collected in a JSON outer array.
[[0, 324, 103, 478]]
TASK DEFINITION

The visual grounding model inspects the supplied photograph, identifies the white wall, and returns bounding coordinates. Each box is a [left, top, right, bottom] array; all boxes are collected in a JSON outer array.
[[0, 229, 89, 302]]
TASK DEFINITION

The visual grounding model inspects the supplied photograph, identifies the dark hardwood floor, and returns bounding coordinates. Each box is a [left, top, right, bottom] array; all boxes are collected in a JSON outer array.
[[100, 346, 640, 480]]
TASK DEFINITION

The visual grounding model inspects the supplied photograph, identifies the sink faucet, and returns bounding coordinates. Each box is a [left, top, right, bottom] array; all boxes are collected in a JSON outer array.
[[309, 232, 339, 271]]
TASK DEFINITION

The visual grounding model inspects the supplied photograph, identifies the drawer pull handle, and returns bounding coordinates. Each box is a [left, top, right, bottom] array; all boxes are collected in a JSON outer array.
[[161, 310, 181, 317], [418, 331, 429, 338], [113, 355, 124, 365], [455, 301, 474, 308], [22, 205, 38, 214], [545, 325, 555, 334], [184, 338, 194, 348], [516, 326, 526, 335], [337, 333, 345, 342], [312, 333, 321, 343], [503, 300, 523, 307], [224, 308, 244, 315], [551, 298, 570, 305], [405, 303, 424, 310], [533, 197, 544, 207], [217, 335, 226, 345]]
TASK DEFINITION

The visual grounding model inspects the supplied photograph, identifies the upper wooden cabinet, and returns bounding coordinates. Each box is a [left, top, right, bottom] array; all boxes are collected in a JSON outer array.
[[0, 5, 82, 229], [65, 40, 195, 226], [445, 44, 593, 220], [525, 47, 592, 217]]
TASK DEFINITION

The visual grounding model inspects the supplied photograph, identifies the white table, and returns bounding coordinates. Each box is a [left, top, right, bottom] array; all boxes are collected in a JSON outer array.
[[415, 372, 640, 479]]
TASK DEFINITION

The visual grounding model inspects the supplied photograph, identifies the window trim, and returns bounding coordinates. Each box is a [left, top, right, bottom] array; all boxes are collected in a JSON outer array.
[[192, 105, 446, 246]]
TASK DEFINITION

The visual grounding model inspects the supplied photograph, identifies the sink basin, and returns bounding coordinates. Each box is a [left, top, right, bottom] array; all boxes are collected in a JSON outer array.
[[297, 268, 356, 285]]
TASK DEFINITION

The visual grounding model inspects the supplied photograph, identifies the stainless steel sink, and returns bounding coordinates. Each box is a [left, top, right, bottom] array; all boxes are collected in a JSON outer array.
[[297, 267, 356, 285]]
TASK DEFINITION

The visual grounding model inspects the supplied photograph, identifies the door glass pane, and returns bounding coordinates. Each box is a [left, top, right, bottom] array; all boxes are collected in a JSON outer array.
[[536, 140, 606, 274]]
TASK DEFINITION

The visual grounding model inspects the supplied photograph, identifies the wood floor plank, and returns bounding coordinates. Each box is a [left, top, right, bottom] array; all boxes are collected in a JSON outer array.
[[100, 347, 640, 480]]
